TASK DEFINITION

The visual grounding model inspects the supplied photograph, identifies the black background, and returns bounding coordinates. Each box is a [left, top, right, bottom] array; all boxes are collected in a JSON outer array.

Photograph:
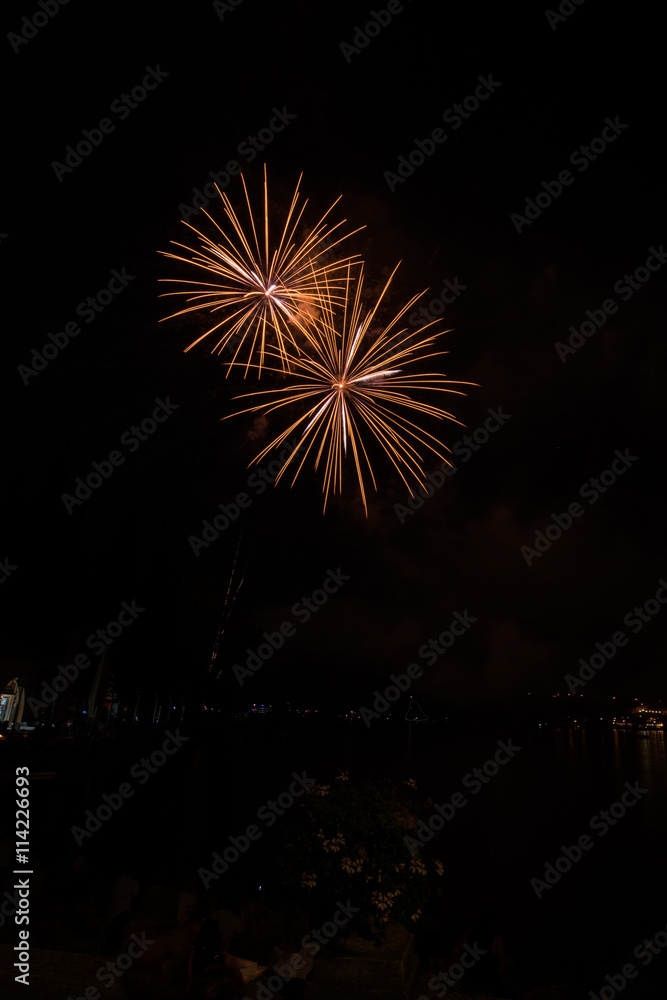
[[2, 0, 665, 712]]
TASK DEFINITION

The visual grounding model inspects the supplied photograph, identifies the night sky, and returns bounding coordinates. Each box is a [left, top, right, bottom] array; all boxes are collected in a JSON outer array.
[[2, 1, 665, 713]]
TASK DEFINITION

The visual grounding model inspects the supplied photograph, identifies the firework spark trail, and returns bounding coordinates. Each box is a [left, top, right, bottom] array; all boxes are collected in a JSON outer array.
[[158, 167, 364, 376], [209, 531, 245, 678], [225, 263, 475, 514]]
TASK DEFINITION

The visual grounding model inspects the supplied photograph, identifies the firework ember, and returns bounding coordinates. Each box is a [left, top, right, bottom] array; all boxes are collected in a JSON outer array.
[[159, 167, 363, 375], [226, 263, 474, 514]]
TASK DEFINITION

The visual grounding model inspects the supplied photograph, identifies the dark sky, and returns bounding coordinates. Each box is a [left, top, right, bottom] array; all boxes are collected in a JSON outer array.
[[2, 1, 665, 709]]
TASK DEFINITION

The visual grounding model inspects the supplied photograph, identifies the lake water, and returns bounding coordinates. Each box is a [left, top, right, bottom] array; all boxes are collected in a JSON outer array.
[[220, 718, 667, 998], [10, 719, 667, 998]]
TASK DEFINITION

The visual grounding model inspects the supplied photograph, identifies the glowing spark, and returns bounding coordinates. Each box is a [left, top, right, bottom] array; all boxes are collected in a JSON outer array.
[[158, 167, 363, 376], [226, 263, 476, 515]]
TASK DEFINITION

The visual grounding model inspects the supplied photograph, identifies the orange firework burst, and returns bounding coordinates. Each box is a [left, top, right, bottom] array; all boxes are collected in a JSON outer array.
[[158, 167, 363, 375], [226, 264, 475, 514]]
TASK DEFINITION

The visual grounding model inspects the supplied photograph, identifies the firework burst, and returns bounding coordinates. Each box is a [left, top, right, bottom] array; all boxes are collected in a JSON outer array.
[[226, 263, 475, 514], [158, 167, 363, 375]]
